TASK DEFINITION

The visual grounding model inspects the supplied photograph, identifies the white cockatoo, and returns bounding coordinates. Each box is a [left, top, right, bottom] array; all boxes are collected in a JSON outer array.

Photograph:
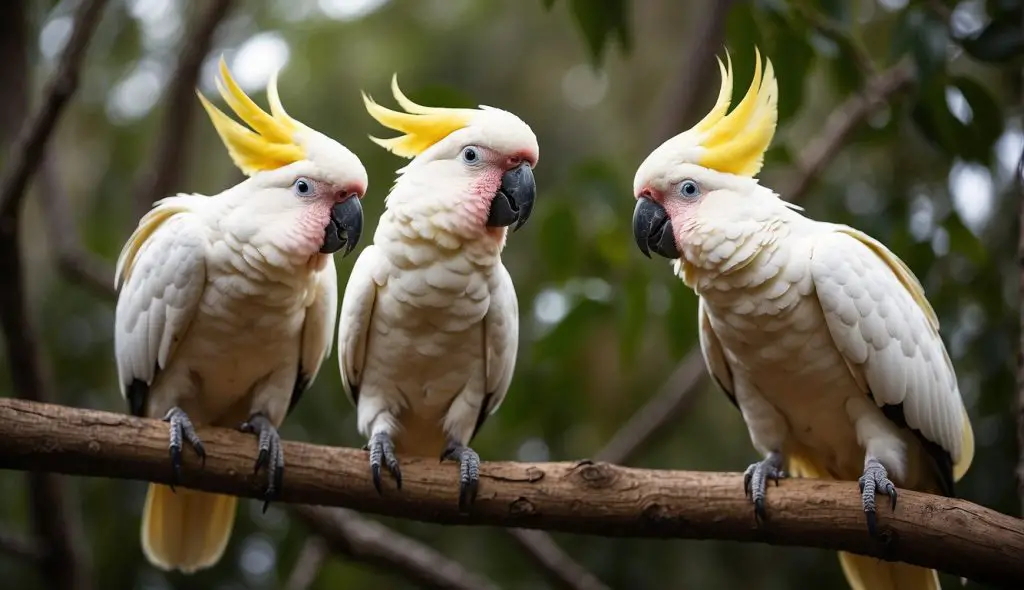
[[630, 48, 974, 590], [336, 76, 538, 510], [113, 58, 367, 573]]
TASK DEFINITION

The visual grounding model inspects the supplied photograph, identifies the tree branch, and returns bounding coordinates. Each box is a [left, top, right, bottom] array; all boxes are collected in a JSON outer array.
[[38, 153, 116, 300], [131, 0, 234, 219], [0, 528, 42, 563], [0, 2, 109, 588], [284, 536, 328, 590], [1, 399, 1022, 588], [0, 0, 109, 219], [291, 506, 498, 590], [504, 529, 608, 590]]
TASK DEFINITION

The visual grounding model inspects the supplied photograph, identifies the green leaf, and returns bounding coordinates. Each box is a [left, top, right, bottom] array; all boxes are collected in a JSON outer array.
[[909, 75, 1005, 164], [960, 20, 1024, 63], [890, 5, 948, 83], [566, 0, 632, 64], [950, 75, 1005, 164]]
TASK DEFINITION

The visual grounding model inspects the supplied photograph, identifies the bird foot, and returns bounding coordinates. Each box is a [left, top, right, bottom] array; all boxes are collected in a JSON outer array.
[[365, 432, 402, 494], [162, 406, 206, 491], [859, 457, 898, 537], [440, 440, 480, 512], [743, 451, 786, 524], [239, 413, 284, 513]]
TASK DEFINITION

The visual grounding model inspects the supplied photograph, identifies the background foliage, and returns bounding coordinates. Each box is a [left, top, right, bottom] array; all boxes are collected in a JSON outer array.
[[1, 0, 1022, 588]]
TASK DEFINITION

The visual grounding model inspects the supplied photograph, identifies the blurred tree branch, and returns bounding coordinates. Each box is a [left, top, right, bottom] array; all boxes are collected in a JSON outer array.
[[38, 154, 117, 299], [0, 528, 41, 563], [0, 1, 109, 588], [2, 398, 1024, 588], [131, 0, 235, 220], [505, 529, 608, 590], [292, 506, 499, 590], [284, 537, 328, 590]]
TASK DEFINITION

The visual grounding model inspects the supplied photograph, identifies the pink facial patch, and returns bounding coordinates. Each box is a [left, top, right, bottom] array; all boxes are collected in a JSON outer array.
[[295, 199, 332, 254], [464, 168, 503, 230]]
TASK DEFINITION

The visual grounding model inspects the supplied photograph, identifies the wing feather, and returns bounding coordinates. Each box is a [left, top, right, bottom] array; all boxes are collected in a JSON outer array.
[[809, 227, 973, 486], [698, 297, 739, 410], [471, 263, 519, 440], [336, 245, 383, 407], [289, 255, 340, 415], [114, 203, 207, 416]]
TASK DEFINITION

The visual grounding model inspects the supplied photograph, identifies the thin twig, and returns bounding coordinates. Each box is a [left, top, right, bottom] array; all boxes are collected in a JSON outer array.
[[284, 536, 329, 590], [505, 529, 608, 590], [0, 528, 42, 562], [38, 153, 116, 299], [0, 0, 109, 218], [3, 398, 1024, 588], [131, 0, 234, 220], [291, 506, 499, 590]]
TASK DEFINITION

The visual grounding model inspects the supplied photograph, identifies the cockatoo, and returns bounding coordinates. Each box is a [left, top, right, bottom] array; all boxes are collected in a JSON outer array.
[[336, 76, 537, 510], [630, 48, 974, 590], [113, 58, 367, 573]]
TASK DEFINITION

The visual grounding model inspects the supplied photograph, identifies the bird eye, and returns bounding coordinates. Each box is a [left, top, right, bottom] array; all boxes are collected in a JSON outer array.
[[293, 177, 314, 197], [460, 146, 480, 165], [679, 179, 701, 199]]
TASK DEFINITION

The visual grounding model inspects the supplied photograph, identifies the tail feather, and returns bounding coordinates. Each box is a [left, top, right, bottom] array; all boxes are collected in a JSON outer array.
[[141, 483, 238, 573], [839, 551, 941, 590], [786, 451, 942, 590]]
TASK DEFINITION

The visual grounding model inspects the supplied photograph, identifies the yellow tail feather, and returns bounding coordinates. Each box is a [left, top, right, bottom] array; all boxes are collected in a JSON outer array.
[[141, 483, 238, 574], [839, 552, 941, 590]]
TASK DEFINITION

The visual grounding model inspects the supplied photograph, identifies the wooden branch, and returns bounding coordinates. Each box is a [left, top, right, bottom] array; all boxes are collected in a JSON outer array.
[[38, 153, 116, 300], [786, 61, 916, 201], [292, 506, 498, 590], [0, 528, 42, 562], [0, 0, 109, 218], [131, 0, 234, 219], [2, 399, 1023, 587], [505, 529, 608, 590], [284, 536, 328, 590]]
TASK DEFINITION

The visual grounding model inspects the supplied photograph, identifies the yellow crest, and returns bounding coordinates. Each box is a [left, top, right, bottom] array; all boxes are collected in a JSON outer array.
[[693, 48, 778, 177], [362, 74, 473, 159], [196, 57, 306, 176]]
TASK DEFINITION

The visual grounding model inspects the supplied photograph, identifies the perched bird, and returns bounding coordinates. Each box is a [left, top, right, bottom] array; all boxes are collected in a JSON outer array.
[[113, 58, 367, 573], [629, 48, 973, 590], [337, 75, 537, 510]]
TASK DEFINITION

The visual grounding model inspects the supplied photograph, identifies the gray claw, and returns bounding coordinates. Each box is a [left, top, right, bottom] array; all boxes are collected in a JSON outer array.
[[367, 432, 402, 494], [163, 406, 206, 491], [239, 414, 284, 512], [441, 440, 481, 512], [860, 457, 898, 537], [743, 451, 786, 524]]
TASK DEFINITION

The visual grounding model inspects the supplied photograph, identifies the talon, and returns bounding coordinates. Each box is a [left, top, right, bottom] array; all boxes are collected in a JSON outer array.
[[367, 432, 401, 494], [860, 457, 898, 537], [742, 451, 786, 524], [442, 440, 481, 512], [240, 413, 285, 509], [164, 406, 205, 491]]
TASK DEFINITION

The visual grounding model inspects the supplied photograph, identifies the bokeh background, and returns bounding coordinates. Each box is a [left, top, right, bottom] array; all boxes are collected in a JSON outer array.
[[1, 0, 1022, 588]]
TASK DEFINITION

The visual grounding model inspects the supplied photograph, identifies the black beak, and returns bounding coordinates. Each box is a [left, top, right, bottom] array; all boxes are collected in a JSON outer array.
[[321, 197, 363, 256], [633, 197, 680, 259], [487, 161, 536, 232]]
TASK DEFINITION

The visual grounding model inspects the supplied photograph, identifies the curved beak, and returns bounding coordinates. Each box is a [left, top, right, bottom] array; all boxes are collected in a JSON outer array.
[[487, 162, 536, 232], [632, 197, 680, 259], [321, 197, 364, 256]]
